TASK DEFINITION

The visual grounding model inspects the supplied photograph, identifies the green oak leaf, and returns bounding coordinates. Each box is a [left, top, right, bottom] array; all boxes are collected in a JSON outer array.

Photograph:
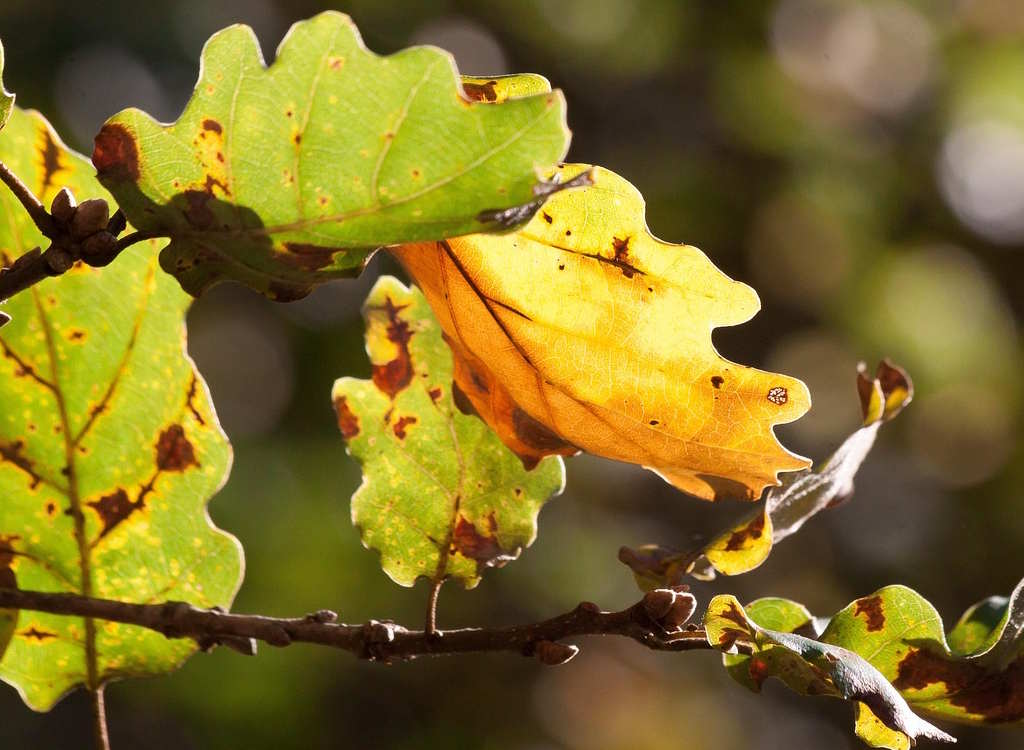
[[0, 39, 13, 131], [93, 11, 570, 301], [332, 276, 564, 588], [705, 594, 955, 748], [0, 106, 240, 710], [821, 582, 1024, 725], [620, 361, 913, 586]]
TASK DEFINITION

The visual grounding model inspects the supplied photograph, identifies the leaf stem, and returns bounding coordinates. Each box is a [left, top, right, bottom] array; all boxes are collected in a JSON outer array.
[[90, 685, 111, 750], [425, 578, 444, 636]]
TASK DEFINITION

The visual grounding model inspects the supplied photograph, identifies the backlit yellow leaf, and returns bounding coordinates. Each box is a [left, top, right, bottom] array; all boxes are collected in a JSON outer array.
[[393, 165, 810, 501]]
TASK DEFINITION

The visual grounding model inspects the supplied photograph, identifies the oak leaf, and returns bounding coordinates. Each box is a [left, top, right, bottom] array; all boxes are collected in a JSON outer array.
[[0, 105, 240, 710], [92, 12, 570, 301], [333, 276, 563, 588], [393, 164, 810, 501]]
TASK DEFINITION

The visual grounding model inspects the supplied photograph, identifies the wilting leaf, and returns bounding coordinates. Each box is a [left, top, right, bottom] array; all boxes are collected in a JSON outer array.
[[620, 361, 911, 586], [93, 11, 570, 301], [0, 40, 13, 131], [0, 106, 240, 710], [393, 164, 810, 502], [821, 582, 1024, 725], [333, 276, 563, 588], [720, 597, 816, 692], [705, 595, 955, 747]]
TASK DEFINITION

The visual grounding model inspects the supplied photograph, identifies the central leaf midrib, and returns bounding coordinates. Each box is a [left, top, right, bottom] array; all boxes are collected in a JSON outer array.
[[31, 288, 99, 691]]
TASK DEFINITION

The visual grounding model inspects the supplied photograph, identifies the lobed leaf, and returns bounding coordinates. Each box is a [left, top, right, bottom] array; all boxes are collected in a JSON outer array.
[[620, 361, 911, 586], [705, 594, 955, 747], [393, 164, 810, 502], [93, 12, 570, 301], [821, 582, 1024, 725], [333, 276, 564, 588], [0, 106, 240, 710]]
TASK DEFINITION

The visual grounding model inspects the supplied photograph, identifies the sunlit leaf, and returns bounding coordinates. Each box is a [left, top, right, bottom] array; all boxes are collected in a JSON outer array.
[[0, 106, 240, 710], [821, 582, 1024, 725], [705, 594, 955, 747], [332, 276, 563, 588], [0, 40, 13, 132], [393, 164, 810, 502], [93, 12, 569, 301], [620, 361, 910, 585]]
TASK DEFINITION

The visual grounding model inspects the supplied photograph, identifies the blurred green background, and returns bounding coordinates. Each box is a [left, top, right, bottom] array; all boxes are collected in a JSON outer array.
[[1, 0, 1022, 747]]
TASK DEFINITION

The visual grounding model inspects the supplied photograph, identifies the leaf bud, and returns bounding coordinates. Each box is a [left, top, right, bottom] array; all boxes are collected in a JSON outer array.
[[71, 198, 110, 239], [643, 588, 697, 631], [49, 188, 76, 224], [534, 639, 579, 666], [80, 231, 118, 265]]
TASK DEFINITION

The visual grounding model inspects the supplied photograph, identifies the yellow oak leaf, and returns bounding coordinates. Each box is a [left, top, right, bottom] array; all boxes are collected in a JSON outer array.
[[392, 164, 810, 501]]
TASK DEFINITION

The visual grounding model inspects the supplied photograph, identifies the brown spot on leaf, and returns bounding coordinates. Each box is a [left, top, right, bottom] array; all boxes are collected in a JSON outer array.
[[93, 123, 140, 181], [328, 56, 344, 70], [19, 626, 57, 641], [45, 502, 56, 516], [36, 127, 64, 197], [711, 375, 724, 389], [428, 386, 443, 403], [281, 242, 340, 272], [542, 212, 553, 224], [392, 415, 418, 439], [723, 512, 767, 551], [462, 80, 498, 102], [333, 396, 361, 439], [452, 514, 502, 561], [853, 595, 886, 632], [155, 425, 197, 472], [87, 488, 141, 538], [185, 376, 207, 427], [292, 132, 302, 146], [371, 297, 414, 399], [767, 386, 788, 405], [0, 440, 42, 489], [201, 118, 223, 134], [67, 329, 86, 343]]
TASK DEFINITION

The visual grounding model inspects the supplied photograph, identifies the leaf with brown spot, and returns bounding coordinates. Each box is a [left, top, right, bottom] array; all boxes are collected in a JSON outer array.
[[393, 165, 810, 502], [333, 276, 563, 588], [94, 13, 570, 300], [822, 581, 1024, 727], [0, 105, 240, 711], [706, 594, 955, 747], [620, 361, 912, 586]]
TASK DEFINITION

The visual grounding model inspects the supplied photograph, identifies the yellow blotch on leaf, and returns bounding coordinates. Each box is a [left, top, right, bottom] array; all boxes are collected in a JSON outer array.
[[394, 165, 810, 501]]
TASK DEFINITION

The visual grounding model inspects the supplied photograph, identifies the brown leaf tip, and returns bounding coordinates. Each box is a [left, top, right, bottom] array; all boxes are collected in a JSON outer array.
[[93, 123, 139, 181]]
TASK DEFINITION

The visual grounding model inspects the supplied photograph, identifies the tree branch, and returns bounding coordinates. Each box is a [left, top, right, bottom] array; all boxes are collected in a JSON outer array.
[[0, 587, 711, 664], [0, 230, 159, 304]]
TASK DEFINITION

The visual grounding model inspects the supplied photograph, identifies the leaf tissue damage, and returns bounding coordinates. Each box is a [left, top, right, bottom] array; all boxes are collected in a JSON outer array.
[[0, 105, 240, 710], [93, 11, 571, 301], [333, 276, 564, 589], [394, 164, 811, 502]]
